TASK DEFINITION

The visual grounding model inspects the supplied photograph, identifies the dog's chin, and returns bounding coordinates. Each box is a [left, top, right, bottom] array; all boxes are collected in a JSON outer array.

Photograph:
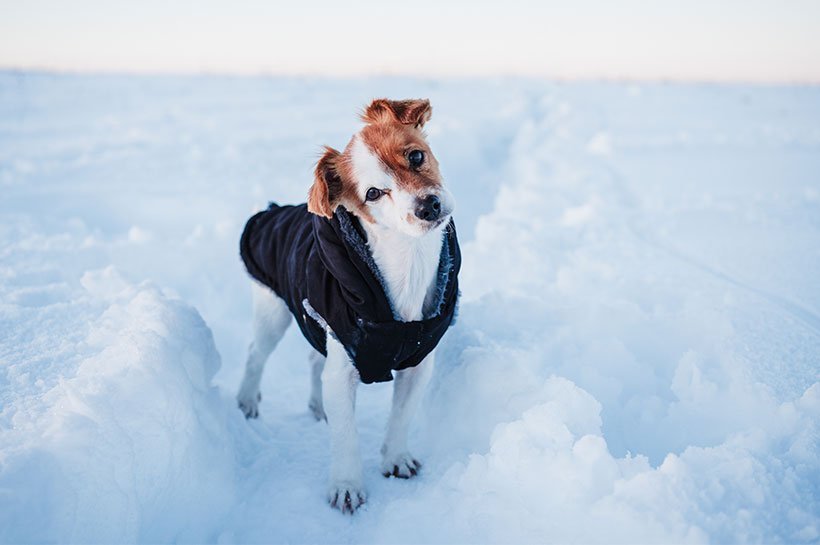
[[384, 212, 452, 238], [429, 216, 449, 230], [417, 213, 451, 235]]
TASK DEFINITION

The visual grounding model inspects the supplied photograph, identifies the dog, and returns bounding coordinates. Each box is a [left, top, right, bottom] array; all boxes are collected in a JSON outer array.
[[236, 98, 460, 514]]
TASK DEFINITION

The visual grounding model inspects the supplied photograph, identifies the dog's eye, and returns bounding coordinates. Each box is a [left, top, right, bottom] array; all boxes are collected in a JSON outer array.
[[365, 187, 383, 202], [408, 150, 425, 169]]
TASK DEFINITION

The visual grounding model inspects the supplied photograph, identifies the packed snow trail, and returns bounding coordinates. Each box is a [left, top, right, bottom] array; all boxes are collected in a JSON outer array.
[[1, 74, 819, 543]]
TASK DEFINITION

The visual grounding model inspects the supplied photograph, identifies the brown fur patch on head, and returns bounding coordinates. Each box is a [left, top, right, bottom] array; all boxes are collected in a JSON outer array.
[[356, 121, 442, 194], [361, 98, 432, 128], [308, 146, 376, 223], [307, 146, 343, 218]]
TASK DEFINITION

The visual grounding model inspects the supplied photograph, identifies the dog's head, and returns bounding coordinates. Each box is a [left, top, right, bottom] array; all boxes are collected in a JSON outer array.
[[307, 98, 453, 237]]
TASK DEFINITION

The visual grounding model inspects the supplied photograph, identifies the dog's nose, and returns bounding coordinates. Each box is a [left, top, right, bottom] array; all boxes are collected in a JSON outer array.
[[415, 194, 442, 222]]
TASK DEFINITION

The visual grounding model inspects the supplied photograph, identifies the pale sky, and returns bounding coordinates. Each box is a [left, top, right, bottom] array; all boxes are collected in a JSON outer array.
[[1, 0, 819, 82]]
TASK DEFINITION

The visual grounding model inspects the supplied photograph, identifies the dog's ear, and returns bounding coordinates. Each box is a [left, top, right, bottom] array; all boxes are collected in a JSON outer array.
[[361, 98, 432, 128], [307, 146, 343, 218]]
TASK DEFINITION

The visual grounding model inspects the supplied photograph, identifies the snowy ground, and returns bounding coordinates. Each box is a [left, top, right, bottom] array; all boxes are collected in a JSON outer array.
[[1, 72, 819, 543]]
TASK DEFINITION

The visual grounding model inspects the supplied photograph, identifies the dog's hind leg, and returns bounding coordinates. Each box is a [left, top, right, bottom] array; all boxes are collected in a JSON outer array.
[[237, 281, 292, 419], [322, 334, 365, 513], [308, 350, 327, 421], [381, 349, 435, 478]]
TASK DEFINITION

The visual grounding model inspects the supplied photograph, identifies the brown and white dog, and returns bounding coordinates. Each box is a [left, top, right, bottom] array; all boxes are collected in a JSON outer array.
[[236, 99, 455, 513]]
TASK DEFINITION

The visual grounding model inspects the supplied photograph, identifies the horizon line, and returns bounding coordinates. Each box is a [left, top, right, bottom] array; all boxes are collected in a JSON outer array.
[[3, 65, 820, 88]]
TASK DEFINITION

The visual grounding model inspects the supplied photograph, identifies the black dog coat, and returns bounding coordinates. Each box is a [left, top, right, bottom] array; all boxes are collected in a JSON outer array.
[[239, 203, 461, 384]]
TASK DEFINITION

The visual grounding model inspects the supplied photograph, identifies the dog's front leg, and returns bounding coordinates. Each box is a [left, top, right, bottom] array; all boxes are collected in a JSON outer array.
[[381, 349, 435, 478], [322, 334, 365, 513]]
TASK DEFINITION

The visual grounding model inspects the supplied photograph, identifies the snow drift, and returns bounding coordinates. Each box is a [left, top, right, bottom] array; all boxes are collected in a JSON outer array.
[[0, 267, 236, 542]]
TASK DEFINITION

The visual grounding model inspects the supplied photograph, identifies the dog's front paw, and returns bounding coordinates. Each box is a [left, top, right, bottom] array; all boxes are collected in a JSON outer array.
[[237, 391, 261, 419], [381, 453, 422, 479], [328, 482, 366, 514]]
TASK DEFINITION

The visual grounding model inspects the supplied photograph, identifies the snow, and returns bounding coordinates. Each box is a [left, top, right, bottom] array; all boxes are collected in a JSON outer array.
[[1, 72, 819, 543]]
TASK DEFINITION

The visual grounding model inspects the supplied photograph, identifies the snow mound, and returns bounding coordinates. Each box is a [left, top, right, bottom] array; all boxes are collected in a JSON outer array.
[[0, 267, 236, 543], [381, 376, 819, 543]]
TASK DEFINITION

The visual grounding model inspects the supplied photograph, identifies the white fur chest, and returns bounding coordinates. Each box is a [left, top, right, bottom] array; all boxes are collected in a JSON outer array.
[[364, 225, 444, 322]]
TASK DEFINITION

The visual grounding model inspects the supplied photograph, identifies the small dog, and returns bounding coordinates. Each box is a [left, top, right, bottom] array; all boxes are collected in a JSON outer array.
[[237, 99, 460, 514]]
